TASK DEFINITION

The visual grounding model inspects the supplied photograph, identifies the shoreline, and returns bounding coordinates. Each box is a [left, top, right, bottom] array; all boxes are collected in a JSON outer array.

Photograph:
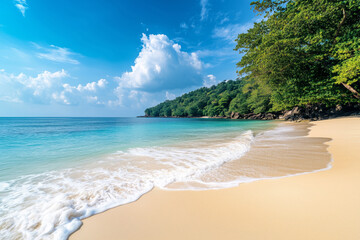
[[71, 117, 360, 240], [139, 105, 360, 121]]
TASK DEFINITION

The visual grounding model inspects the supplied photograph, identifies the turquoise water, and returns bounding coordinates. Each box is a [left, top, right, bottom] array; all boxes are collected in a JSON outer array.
[[0, 117, 273, 181], [0, 117, 275, 240]]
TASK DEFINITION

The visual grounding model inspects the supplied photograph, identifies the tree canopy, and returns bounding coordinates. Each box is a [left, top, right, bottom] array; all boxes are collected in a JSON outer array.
[[236, 0, 360, 110], [145, 79, 258, 117]]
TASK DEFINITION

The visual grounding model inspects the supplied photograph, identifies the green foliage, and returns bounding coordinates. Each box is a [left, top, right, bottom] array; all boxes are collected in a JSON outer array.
[[145, 79, 263, 117], [236, 0, 360, 109]]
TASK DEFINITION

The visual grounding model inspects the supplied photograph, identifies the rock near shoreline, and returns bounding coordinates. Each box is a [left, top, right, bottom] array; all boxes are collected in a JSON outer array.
[[230, 104, 360, 121]]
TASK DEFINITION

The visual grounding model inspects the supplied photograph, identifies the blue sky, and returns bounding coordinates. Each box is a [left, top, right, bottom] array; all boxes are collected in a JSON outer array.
[[0, 0, 259, 116]]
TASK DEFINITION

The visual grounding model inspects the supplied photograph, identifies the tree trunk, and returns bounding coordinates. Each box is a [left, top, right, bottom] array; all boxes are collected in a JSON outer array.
[[334, 9, 360, 101], [341, 82, 360, 100], [333, 8, 346, 45]]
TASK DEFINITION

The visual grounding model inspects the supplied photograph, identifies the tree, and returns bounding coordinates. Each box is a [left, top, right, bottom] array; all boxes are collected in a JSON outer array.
[[235, 0, 360, 111]]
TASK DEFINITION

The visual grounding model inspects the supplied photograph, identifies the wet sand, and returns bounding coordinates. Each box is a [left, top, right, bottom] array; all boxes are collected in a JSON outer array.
[[71, 117, 360, 240]]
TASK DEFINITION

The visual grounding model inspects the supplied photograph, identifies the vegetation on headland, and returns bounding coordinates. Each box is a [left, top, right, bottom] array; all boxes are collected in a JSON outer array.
[[144, 0, 360, 118], [144, 78, 267, 118]]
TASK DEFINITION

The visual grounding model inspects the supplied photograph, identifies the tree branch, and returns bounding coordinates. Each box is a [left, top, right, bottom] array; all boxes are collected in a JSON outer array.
[[341, 82, 360, 100], [333, 8, 346, 45]]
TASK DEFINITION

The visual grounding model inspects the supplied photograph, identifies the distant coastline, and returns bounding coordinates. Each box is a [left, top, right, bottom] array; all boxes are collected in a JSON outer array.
[[143, 79, 359, 122]]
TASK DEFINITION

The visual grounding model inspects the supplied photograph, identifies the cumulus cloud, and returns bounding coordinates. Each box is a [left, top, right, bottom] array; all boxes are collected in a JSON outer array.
[[109, 87, 153, 108], [53, 79, 108, 105], [22, 70, 68, 96], [203, 74, 217, 87], [0, 69, 108, 105], [75, 79, 107, 92], [36, 45, 80, 64], [0, 69, 67, 104], [111, 34, 205, 108], [15, 0, 27, 17], [117, 34, 202, 92], [53, 79, 109, 105]]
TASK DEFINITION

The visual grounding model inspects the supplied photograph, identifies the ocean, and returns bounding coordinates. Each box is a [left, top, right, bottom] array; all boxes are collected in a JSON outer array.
[[0, 118, 331, 240]]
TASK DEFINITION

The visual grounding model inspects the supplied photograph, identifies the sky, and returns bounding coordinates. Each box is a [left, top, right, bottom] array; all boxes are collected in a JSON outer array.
[[0, 0, 260, 117]]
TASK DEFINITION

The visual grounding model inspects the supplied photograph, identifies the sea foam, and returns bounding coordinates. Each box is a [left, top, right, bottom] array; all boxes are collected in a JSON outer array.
[[0, 131, 254, 240]]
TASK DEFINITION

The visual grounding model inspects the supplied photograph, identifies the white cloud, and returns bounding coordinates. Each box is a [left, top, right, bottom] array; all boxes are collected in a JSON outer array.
[[117, 34, 203, 92], [203, 74, 217, 87], [22, 70, 68, 96], [76, 79, 108, 92], [0, 96, 22, 103], [213, 18, 264, 43], [36, 45, 80, 64], [87, 96, 99, 103], [97, 78, 107, 88], [200, 0, 208, 21], [15, 0, 27, 17], [196, 47, 235, 58], [52, 91, 70, 105], [110, 34, 209, 109], [0, 69, 109, 105], [165, 91, 176, 100], [55, 79, 108, 104], [213, 23, 253, 42], [110, 87, 152, 108], [0, 69, 68, 104], [180, 22, 188, 29], [220, 17, 229, 25]]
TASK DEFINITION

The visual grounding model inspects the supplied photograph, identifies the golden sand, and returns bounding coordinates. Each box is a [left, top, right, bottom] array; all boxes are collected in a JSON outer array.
[[71, 117, 360, 240]]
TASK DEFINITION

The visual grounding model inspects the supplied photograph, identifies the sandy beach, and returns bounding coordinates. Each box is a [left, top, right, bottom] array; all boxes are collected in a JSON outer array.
[[71, 117, 360, 240]]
